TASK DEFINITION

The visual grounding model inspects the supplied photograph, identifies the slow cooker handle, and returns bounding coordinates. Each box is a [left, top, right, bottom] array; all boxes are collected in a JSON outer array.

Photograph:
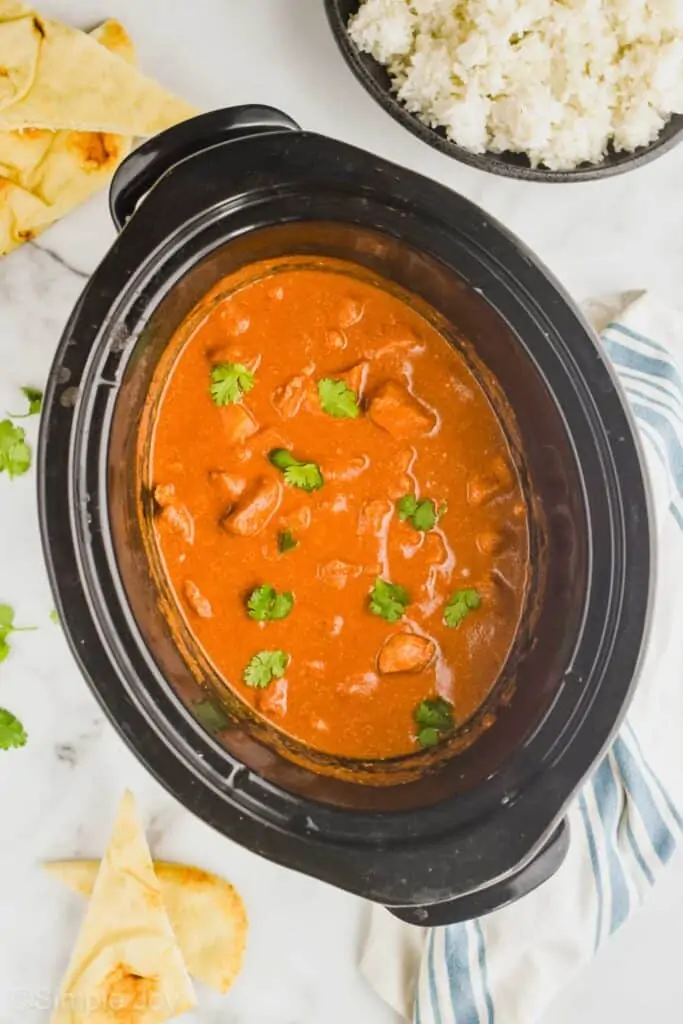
[[109, 105, 301, 231], [386, 818, 570, 927]]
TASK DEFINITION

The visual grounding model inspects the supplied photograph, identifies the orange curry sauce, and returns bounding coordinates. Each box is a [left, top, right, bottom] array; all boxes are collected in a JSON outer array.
[[144, 258, 529, 760]]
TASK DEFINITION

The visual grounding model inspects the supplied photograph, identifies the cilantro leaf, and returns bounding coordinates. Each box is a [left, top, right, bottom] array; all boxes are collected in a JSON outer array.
[[0, 419, 31, 478], [318, 378, 360, 419], [369, 578, 410, 623], [414, 697, 454, 731], [444, 588, 482, 628], [284, 463, 324, 491], [0, 604, 37, 663], [268, 448, 323, 492], [247, 584, 294, 622], [397, 495, 418, 521], [277, 529, 298, 553], [243, 649, 289, 688], [397, 493, 444, 532], [209, 362, 255, 406], [11, 386, 43, 417], [412, 501, 438, 531], [0, 709, 27, 750], [417, 726, 440, 748], [414, 696, 455, 748]]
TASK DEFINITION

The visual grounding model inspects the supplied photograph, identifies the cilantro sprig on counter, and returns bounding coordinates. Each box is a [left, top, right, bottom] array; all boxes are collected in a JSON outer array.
[[414, 696, 454, 748], [268, 448, 323, 492], [0, 604, 36, 664], [317, 378, 360, 419], [369, 578, 410, 623], [247, 584, 294, 622], [443, 588, 482, 628], [243, 649, 289, 688], [0, 420, 31, 478], [11, 386, 43, 418], [397, 493, 446, 532], [0, 708, 27, 751], [209, 362, 255, 406], [0, 604, 35, 752]]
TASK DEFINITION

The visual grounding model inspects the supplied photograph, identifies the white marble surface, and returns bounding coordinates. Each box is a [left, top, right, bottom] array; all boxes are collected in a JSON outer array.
[[1, 2, 683, 1021]]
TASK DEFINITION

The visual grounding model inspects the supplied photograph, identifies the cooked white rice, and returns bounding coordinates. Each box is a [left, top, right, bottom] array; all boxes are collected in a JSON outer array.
[[348, 0, 683, 170]]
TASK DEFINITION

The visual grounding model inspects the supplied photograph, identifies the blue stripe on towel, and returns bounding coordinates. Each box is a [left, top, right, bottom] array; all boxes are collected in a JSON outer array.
[[605, 338, 683, 395], [620, 376, 683, 427], [624, 817, 656, 887], [591, 759, 631, 933], [629, 403, 683, 497], [473, 920, 495, 1024], [607, 321, 670, 356], [414, 990, 424, 1024], [427, 930, 443, 1024], [623, 723, 683, 831], [445, 924, 479, 1023], [612, 736, 676, 865], [577, 791, 605, 950], [632, 419, 683, 529]]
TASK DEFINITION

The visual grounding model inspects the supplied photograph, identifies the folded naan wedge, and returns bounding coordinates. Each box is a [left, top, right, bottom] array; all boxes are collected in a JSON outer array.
[[0, 19, 134, 254], [0, 1, 197, 133], [46, 859, 248, 995], [50, 791, 195, 1024]]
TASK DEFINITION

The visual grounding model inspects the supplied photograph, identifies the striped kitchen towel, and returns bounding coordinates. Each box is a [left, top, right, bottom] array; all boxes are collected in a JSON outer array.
[[361, 293, 683, 1024]]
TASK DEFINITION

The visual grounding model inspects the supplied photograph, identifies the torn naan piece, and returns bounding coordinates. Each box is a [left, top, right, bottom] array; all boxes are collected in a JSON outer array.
[[50, 791, 195, 1024], [46, 859, 248, 995], [0, 1, 197, 133], [0, 18, 134, 255]]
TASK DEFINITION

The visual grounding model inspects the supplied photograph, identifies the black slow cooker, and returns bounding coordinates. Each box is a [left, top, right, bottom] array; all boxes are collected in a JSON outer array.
[[38, 106, 652, 926]]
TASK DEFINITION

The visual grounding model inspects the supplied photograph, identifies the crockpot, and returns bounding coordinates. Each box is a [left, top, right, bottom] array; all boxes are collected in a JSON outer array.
[[38, 106, 652, 926]]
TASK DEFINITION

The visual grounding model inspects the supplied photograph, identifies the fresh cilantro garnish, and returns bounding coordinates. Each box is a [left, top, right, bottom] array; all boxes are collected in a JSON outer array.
[[369, 578, 410, 623], [268, 448, 323, 492], [10, 386, 43, 418], [243, 649, 289, 688], [443, 588, 482, 628], [0, 708, 27, 750], [397, 494, 445, 532], [415, 697, 454, 730], [0, 604, 36, 663], [209, 362, 255, 406], [247, 583, 294, 622], [0, 419, 31, 478], [317, 378, 360, 419], [277, 529, 298, 554], [49, 609, 59, 625], [414, 696, 454, 748]]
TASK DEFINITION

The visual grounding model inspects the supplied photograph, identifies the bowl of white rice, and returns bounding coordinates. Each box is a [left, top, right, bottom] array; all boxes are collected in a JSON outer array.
[[325, 0, 683, 180]]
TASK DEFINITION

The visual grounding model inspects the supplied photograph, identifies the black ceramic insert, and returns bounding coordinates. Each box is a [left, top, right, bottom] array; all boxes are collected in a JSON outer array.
[[324, 0, 683, 182], [38, 107, 652, 923]]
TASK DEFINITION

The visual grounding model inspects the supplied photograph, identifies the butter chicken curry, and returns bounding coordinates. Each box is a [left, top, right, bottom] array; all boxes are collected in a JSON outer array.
[[143, 257, 529, 760]]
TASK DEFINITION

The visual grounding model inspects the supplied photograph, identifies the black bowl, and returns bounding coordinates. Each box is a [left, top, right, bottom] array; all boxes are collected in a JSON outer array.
[[325, 0, 683, 182], [38, 108, 652, 925]]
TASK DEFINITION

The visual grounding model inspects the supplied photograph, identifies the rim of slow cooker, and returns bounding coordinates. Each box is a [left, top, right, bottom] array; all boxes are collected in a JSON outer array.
[[38, 132, 652, 904]]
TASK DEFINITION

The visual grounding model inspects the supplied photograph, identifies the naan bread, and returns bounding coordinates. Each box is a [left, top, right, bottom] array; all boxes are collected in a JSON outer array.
[[50, 791, 195, 1024], [0, 18, 134, 254], [0, 1, 197, 133], [46, 859, 248, 996], [0, 13, 176, 257]]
